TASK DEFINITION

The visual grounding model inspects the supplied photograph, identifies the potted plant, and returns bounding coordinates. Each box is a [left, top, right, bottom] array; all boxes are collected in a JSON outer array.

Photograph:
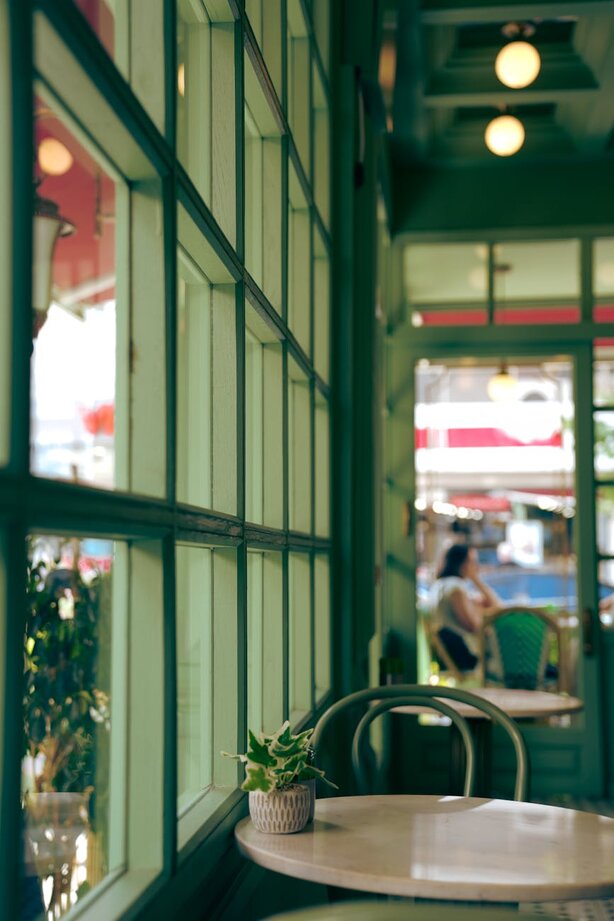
[[223, 721, 336, 834]]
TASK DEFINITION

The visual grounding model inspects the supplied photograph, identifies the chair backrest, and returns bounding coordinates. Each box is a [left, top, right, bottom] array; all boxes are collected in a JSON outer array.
[[311, 684, 529, 801], [479, 606, 563, 692], [423, 620, 465, 683]]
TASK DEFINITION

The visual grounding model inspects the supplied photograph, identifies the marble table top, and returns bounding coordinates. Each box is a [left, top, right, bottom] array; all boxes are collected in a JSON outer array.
[[392, 687, 584, 720], [235, 795, 614, 902]]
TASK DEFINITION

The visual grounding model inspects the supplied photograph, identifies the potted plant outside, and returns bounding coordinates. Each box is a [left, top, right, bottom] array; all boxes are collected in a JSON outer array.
[[223, 722, 336, 834]]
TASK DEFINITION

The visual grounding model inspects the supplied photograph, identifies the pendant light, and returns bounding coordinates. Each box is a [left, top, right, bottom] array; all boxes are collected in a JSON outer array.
[[484, 114, 525, 157], [33, 184, 75, 337], [487, 363, 518, 402], [495, 23, 541, 90]]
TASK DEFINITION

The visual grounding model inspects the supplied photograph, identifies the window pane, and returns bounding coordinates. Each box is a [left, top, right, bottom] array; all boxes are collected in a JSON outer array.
[[289, 359, 312, 534], [247, 550, 283, 736], [289, 553, 312, 723], [245, 304, 283, 527], [594, 353, 614, 407], [177, 246, 236, 514], [176, 545, 213, 813], [0, 1, 10, 467], [313, 227, 330, 382], [71, 0, 121, 63], [32, 100, 119, 489], [288, 164, 311, 353], [287, 0, 310, 175], [176, 542, 238, 851], [404, 243, 488, 307], [177, 2, 236, 243], [595, 412, 614, 481], [493, 240, 580, 303], [23, 535, 121, 914], [314, 554, 331, 702], [314, 393, 330, 537], [313, 63, 329, 229], [597, 487, 614, 556]]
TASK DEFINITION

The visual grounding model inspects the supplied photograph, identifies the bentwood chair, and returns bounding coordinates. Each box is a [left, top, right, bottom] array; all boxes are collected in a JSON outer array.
[[311, 684, 530, 801], [479, 606, 565, 692]]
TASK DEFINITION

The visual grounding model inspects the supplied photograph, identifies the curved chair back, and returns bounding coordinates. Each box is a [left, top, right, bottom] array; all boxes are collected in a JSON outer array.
[[351, 695, 476, 796], [480, 606, 564, 692], [311, 684, 529, 801]]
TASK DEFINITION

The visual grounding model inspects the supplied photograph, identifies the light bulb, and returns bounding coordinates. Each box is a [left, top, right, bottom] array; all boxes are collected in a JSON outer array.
[[487, 367, 518, 402], [37, 137, 73, 176], [484, 115, 525, 157], [495, 41, 541, 89]]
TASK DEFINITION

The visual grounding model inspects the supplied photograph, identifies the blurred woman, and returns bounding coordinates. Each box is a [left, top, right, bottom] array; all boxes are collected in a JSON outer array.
[[429, 544, 501, 672]]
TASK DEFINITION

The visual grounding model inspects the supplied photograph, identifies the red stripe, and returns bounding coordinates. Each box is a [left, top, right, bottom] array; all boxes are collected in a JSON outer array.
[[416, 427, 562, 448]]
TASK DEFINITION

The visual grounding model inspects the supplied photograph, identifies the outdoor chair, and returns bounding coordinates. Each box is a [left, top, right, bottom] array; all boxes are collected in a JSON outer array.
[[311, 684, 529, 801], [424, 619, 480, 684], [479, 606, 565, 692]]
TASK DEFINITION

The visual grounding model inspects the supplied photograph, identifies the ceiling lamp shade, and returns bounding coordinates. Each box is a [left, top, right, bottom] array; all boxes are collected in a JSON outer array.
[[487, 364, 518, 402], [484, 114, 525, 157], [33, 190, 75, 336], [495, 40, 541, 89]]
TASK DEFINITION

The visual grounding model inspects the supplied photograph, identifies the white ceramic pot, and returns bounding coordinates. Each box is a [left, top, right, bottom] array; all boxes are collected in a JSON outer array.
[[248, 785, 310, 834]]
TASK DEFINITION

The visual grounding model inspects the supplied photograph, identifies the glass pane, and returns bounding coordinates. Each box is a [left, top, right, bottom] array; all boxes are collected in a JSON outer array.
[[289, 553, 312, 723], [595, 412, 614, 481], [594, 353, 614, 407], [597, 487, 614, 556], [176, 542, 238, 849], [287, 0, 310, 175], [313, 64, 329, 228], [72, 0, 119, 62], [314, 554, 331, 702], [176, 545, 213, 814], [415, 358, 578, 698], [177, 247, 237, 514], [594, 238, 614, 300], [313, 227, 330, 382], [404, 243, 488, 306], [493, 240, 580, 303], [598, 560, 614, 628], [289, 360, 312, 534], [32, 101, 119, 489], [314, 393, 330, 537], [245, 304, 283, 527], [312, 0, 330, 75], [247, 550, 283, 736], [23, 535, 121, 914], [288, 164, 310, 353]]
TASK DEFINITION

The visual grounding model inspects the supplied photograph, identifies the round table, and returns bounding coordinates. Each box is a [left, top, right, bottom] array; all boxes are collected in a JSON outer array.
[[236, 795, 614, 903], [392, 687, 583, 720]]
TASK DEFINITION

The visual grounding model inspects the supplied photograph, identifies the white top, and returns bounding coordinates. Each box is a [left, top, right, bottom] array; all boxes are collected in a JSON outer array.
[[235, 795, 614, 902], [429, 576, 477, 652], [393, 687, 584, 721]]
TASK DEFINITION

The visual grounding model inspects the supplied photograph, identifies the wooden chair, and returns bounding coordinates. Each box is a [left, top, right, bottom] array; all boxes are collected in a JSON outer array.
[[423, 619, 469, 684], [479, 606, 565, 692], [311, 684, 529, 801]]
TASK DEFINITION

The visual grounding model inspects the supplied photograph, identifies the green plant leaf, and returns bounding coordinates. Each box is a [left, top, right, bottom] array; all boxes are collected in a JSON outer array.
[[241, 765, 273, 793]]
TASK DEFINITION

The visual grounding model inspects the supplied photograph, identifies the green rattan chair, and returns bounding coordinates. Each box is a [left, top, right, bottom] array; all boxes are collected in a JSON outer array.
[[311, 684, 529, 801], [479, 606, 564, 692]]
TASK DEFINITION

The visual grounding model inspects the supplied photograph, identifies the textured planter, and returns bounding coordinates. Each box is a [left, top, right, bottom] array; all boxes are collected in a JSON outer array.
[[248, 785, 310, 834]]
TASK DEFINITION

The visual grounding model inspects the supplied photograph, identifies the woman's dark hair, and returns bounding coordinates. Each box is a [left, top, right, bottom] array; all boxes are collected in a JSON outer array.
[[436, 543, 471, 580]]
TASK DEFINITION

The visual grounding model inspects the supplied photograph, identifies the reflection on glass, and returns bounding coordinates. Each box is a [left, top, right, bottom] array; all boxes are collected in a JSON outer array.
[[32, 102, 117, 489], [314, 554, 331, 702], [23, 535, 115, 916], [594, 412, 614, 480], [414, 358, 579, 697], [247, 550, 283, 737], [176, 4, 211, 206], [493, 240, 580, 302]]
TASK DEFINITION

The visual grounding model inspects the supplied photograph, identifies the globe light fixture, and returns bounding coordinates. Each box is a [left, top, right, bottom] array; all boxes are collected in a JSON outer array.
[[33, 185, 75, 337], [484, 114, 525, 157], [37, 137, 74, 176], [495, 40, 541, 89], [487, 363, 518, 402]]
